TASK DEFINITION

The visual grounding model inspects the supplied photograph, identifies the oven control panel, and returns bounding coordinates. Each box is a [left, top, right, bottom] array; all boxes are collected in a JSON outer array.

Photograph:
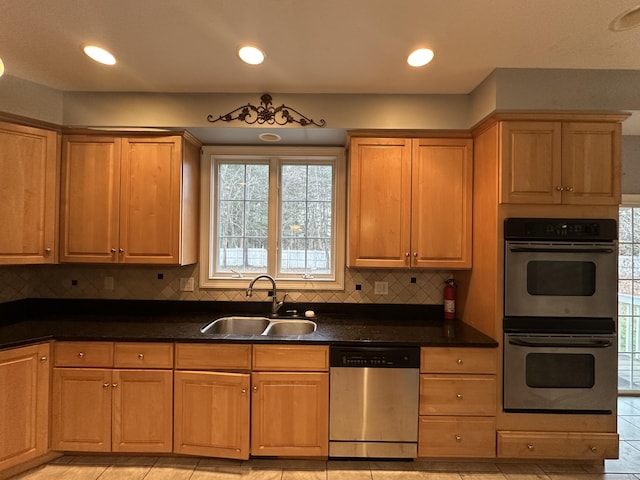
[[504, 218, 617, 241]]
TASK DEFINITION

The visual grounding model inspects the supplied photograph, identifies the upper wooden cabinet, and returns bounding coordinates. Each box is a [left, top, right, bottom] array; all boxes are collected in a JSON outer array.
[[348, 136, 473, 269], [500, 120, 622, 205], [60, 133, 200, 264], [0, 121, 59, 264]]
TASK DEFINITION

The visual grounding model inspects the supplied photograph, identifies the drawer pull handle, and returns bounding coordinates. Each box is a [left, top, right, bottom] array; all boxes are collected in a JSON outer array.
[[78, 352, 85, 359], [454, 435, 462, 442], [527, 443, 534, 451], [138, 353, 145, 360], [456, 359, 463, 365], [456, 394, 463, 400]]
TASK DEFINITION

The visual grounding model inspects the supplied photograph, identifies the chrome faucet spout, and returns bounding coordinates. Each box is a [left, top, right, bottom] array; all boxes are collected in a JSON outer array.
[[246, 274, 287, 316]]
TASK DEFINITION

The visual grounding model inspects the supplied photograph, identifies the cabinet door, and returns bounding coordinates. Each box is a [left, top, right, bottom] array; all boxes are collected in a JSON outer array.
[[561, 122, 621, 205], [348, 137, 412, 267], [112, 369, 173, 453], [500, 121, 562, 204], [0, 344, 50, 471], [120, 137, 182, 264], [174, 371, 250, 459], [60, 136, 121, 263], [0, 122, 58, 264], [51, 368, 112, 452], [251, 372, 328, 456], [411, 138, 473, 268]]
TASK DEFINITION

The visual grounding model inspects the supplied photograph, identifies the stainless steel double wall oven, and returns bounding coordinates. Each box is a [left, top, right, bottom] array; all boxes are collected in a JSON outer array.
[[503, 218, 618, 414]]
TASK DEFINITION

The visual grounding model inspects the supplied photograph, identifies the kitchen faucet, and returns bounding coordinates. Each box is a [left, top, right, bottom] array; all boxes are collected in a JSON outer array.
[[246, 274, 288, 317]]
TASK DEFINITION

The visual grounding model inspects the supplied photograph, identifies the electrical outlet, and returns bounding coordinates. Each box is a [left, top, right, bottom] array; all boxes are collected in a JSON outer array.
[[104, 276, 114, 290], [180, 277, 195, 292], [374, 281, 388, 295]]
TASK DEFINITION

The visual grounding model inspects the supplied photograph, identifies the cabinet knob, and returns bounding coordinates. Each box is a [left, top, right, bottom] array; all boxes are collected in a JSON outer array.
[[119, 248, 124, 254], [456, 394, 463, 400], [112, 383, 118, 388], [405, 252, 410, 258], [590, 446, 598, 453], [565, 186, 574, 192], [253, 386, 258, 392], [241, 388, 247, 394], [527, 443, 534, 451], [138, 353, 144, 360], [413, 252, 418, 257], [456, 358, 463, 365], [103, 383, 110, 389], [44, 248, 52, 254], [110, 248, 117, 254], [555, 186, 564, 191], [78, 352, 85, 359], [454, 434, 462, 442], [39, 356, 48, 362]]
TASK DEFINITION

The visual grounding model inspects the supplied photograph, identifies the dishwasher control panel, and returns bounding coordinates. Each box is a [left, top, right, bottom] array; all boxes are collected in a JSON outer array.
[[329, 346, 420, 368]]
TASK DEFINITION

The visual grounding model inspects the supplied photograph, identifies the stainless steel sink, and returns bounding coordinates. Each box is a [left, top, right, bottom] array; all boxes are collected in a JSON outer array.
[[200, 316, 271, 335], [263, 319, 317, 336], [200, 316, 317, 336]]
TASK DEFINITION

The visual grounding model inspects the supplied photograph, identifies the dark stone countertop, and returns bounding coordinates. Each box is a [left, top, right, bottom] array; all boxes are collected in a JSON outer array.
[[0, 299, 498, 350]]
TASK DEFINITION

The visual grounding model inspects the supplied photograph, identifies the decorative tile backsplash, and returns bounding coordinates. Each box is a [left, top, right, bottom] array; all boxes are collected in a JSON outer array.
[[0, 264, 450, 305]]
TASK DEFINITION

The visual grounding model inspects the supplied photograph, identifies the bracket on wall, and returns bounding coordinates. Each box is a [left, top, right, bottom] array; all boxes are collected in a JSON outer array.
[[207, 93, 326, 127]]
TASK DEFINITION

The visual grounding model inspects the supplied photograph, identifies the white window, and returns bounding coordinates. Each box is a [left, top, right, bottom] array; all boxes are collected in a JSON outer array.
[[619, 196, 640, 393], [200, 146, 346, 290]]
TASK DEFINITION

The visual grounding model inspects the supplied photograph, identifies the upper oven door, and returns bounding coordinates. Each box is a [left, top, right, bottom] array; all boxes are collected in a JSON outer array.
[[504, 241, 617, 318]]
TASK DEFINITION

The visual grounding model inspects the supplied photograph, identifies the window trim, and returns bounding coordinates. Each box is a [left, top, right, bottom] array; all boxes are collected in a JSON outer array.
[[199, 145, 346, 290]]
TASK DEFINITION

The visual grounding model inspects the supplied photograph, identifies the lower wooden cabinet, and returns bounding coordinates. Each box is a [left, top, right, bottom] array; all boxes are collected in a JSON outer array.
[[419, 347, 497, 458], [497, 431, 619, 460], [51, 368, 173, 452], [51, 342, 174, 453], [251, 371, 329, 456], [173, 371, 250, 459], [0, 343, 50, 471], [251, 345, 329, 456], [419, 416, 496, 458]]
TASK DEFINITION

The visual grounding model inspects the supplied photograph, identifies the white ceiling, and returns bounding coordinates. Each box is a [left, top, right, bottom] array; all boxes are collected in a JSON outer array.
[[2, 0, 640, 95]]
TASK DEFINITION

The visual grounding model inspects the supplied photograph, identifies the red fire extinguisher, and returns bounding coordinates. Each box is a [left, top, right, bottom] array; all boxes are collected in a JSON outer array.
[[443, 278, 456, 320]]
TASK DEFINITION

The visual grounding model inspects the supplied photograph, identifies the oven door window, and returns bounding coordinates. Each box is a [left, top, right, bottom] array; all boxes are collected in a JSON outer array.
[[526, 353, 595, 388], [527, 260, 596, 296]]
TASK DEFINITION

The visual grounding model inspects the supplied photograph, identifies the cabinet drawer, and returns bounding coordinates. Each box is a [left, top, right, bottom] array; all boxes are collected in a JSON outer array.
[[55, 341, 114, 367], [497, 431, 619, 460], [419, 416, 496, 458], [252, 345, 328, 371], [421, 347, 496, 374], [174, 343, 252, 370], [420, 374, 496, 415], [114, 342, 174, 368]]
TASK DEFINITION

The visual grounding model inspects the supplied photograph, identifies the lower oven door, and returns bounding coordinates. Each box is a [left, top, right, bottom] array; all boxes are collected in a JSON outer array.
[[503, 333, 617, 414]]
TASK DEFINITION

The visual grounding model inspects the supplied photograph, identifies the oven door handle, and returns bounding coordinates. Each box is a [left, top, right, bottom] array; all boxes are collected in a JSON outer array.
[[507, 337, 613, 348], [507, 246, 615, 254]]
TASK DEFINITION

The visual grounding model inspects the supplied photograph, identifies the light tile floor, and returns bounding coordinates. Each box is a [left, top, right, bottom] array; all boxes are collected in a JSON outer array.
[[10, 397, 640, 480]]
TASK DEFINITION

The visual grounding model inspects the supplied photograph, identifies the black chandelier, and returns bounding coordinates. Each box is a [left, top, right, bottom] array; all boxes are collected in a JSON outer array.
[[207, 93, 325, 127]]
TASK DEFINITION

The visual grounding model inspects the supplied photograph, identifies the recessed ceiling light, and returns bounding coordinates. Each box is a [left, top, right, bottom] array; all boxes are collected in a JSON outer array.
[[611, 4, 640, 31], [259, 132, 281, 142], [82, 45, 117, 65], [238, 45, 265, 65], [407, 48, 434, 67], [0, 57, 4, 77]]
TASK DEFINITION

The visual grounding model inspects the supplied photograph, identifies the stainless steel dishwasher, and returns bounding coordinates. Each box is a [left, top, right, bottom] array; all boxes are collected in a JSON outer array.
[[329, 345, 420, 458]]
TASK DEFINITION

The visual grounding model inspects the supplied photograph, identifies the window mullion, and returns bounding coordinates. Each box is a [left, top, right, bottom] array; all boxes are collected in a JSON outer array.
[[267, 157, 279, 276]]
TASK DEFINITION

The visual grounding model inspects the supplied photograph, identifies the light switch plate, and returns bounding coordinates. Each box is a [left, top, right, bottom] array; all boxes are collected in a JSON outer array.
[[374, 281, 388, 295], [180, 277, 195, 292]]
